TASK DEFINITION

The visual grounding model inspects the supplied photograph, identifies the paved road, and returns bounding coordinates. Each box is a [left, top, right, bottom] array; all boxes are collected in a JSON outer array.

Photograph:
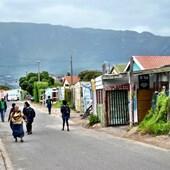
[[0, 102, 170, 170]]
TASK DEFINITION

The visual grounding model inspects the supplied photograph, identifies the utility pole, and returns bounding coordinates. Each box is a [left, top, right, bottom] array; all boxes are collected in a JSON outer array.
[[37, 60, 40, 82], [129, 56, 134, 127], [70, 55, 73, 85], [70, 55, 74, 108]]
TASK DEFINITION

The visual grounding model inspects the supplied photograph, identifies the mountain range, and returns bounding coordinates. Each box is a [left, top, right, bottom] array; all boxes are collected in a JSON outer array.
[[0, 22, 170, 86]]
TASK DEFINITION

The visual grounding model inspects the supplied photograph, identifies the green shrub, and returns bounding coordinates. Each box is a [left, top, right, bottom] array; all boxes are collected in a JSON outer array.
[[64, 89, 71, 104], [33, 82, 48, 102], [138, 93, 170, 135], [53, 100, 63, 108], [88, 114, 100, 126]]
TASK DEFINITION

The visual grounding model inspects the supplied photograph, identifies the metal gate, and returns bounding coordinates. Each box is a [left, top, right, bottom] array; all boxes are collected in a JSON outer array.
[[106, 90, 129, 126]]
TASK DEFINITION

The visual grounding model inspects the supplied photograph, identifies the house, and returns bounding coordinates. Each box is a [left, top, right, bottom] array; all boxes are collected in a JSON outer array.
[[124, 56, 170, 123], [63, 76, 80, 88], [74, 82, 92, 113], [58, 87, 65, 101], [93, 56, 170, 127], [93, 73, 130, 127], [110, 64, 126, 75], [45, 87, 59, 102], [124, 56, 170, 71]]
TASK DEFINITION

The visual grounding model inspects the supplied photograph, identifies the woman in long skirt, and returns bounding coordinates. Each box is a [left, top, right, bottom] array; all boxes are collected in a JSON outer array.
[[10, 106, 25, 142]]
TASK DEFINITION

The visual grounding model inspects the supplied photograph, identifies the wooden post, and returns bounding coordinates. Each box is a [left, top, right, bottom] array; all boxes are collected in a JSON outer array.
[[70, 55, 74, 108], [129, 57, 134, 127], [103, 89, 108, 127]]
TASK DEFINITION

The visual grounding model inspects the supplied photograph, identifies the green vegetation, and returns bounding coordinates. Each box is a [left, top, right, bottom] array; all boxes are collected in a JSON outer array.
[[64, 89, 71, 105], [0, 85, 10, 90], [138, 93, 170, 135], [33, 82, 48, 102], [88, 114, 100, 126], [53, 100, 63, 108], [54, 81, 62, 87], [78, 70, 102, 81], [64, 89, 74, 108], [19, 71, 55, 95]]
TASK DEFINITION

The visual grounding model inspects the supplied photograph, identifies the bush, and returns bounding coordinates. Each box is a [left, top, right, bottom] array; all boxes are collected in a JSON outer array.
[[88, 114, 100, 126], [33, 82, 48, 102], [138, 93, 170, 135], [64, 89, 71, 104], [53, 100, 63, 108]]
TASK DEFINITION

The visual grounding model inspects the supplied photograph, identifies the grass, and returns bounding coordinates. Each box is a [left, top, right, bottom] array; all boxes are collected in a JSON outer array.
[[53, 100, 73, 109], [53, 100, 63, 108], [88, 114, 100, 126]]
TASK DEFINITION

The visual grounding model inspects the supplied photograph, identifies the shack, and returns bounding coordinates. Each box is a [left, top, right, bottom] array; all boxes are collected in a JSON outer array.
[[94, 56, 170, 127], [74, 82, 92, 113]]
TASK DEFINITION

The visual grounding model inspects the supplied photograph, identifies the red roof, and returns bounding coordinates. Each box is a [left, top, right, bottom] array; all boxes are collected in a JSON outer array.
[[64, 76, 80, 85], [134, 56, 170, 70]]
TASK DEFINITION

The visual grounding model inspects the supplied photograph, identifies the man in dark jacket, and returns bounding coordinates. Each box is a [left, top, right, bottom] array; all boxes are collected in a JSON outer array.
[[46, 96, 53, 114], [60, 100, 70, 131], [23, 102, 36, 135]]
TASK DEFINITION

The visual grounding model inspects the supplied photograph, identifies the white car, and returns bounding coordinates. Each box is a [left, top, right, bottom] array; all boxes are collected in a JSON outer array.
[[7, 94, 19, 101]]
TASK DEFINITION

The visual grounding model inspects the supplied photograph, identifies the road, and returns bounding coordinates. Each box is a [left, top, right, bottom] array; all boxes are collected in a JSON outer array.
[[0, 102, 170, 170]]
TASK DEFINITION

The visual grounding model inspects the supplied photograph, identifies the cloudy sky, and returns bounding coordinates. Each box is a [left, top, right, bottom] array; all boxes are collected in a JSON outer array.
[[0, 0, 169, 36]]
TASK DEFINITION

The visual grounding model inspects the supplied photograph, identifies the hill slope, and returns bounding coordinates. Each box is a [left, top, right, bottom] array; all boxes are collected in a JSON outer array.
[[0, 22, 170, 85]]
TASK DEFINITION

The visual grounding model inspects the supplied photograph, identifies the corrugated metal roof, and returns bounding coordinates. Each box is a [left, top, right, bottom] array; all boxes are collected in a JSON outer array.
[[114, 64, 127, 73], [134, 56, 170, 69]]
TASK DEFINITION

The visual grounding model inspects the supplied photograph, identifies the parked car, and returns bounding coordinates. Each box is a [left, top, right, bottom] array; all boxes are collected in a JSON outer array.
[[25, 95, 34, 101], [7, 93, 19, 101]]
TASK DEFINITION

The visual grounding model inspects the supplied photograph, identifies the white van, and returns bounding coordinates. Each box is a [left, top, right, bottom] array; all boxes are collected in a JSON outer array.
[[7, 93, 19, 101], [7, 89, 20, 101]]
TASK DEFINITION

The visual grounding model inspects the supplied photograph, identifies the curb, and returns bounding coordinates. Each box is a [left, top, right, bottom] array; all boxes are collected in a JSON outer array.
[[0, 139, 13, 170]]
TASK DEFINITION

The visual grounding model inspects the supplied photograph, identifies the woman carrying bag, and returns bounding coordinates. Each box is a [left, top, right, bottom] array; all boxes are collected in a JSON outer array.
[[10, 106, 25, 142]]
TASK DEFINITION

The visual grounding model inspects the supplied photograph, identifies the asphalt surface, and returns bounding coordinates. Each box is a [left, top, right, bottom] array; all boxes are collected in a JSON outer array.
[[0, 102, 170, 170]]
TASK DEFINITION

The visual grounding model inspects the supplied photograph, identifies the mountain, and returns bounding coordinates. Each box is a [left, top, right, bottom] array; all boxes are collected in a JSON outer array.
[[0, 22, 170, 86]]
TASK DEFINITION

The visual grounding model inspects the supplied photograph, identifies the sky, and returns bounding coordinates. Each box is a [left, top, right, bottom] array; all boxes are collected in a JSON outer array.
[[0, 0, 170, 36]]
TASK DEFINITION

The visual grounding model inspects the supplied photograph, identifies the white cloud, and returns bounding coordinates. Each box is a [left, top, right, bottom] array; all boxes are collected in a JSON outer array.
[[0, 0, 170, 36]]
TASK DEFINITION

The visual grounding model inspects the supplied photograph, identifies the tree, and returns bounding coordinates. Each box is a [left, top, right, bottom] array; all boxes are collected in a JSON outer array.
[[78, 70, 102, 81], [19, 71, 55, 95], [0, 85, 11, 90], [40, 71, 49, 80]]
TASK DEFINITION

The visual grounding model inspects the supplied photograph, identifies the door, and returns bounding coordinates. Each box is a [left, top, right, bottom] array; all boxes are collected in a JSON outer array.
[[137, 89, 153, 122], [107, 90, 129, 126]]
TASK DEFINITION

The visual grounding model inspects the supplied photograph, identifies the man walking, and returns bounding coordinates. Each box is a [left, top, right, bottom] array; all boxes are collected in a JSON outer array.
[[23, 102, 36, 135], [46, 96, 53, 114], [60, 100, 70, 131], [0, 98, 7, 122]]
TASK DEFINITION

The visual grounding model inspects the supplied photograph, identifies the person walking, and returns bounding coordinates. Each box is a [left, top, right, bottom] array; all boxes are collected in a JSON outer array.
[[46, 96, 53, 114], [10, 105, 25, 142], [23, 102, 36, 135], [8, 103, 16, 129], [60, 100, 70, 131], [0, 98, 7, 122]]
